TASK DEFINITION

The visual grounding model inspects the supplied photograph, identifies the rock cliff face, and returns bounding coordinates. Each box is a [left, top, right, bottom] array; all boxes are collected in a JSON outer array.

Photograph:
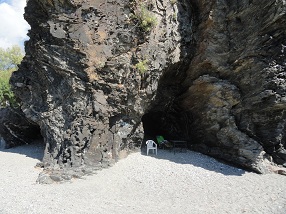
[[10, 0, 286, 182], [10, 0, 194, 182], [179, 0, 286, 173]]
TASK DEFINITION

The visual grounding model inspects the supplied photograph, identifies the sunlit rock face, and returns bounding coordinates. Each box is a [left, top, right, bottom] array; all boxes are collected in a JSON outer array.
[[179, 0, 286, 173]]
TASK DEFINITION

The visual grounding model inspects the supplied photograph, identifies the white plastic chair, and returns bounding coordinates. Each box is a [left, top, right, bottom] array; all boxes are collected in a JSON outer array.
[[146, 140, 157, 155]]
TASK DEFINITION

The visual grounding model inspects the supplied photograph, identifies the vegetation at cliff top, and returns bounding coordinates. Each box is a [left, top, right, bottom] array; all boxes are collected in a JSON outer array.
[[0, 45, 23, 108]]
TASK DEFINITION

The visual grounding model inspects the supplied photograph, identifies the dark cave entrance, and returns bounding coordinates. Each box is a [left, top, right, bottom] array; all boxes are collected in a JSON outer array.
[[0, 107, 43, 148], [140, 61, 194, 145], [141, 106, 193, 145], [140, 64, 194, 146], [138, 0, 197, 146], [0, 107, 45, 161], [142, 111, 170, 141]]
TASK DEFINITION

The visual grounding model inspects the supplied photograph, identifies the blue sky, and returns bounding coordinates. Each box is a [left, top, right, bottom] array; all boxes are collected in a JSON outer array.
[[0, 0, 12, 4], [0, 0, 30, 50]]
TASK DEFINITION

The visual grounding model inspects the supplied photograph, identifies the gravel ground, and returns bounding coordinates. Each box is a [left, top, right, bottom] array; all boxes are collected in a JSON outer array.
[[0, 143, 286, 214]]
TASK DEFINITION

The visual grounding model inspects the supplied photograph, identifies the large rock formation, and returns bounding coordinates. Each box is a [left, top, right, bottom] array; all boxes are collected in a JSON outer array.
[[10, 0, 194, 182], [141, 0, 286, 174], [10, 0, 286, 182], [179, 0, 286, 173]]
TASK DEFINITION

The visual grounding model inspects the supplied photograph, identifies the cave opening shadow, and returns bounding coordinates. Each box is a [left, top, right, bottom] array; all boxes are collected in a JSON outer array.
[[141, 113, 245, 176], [0, 137, 45, 161], [150, 149, 245, 176], [142, 111, 171, 142]]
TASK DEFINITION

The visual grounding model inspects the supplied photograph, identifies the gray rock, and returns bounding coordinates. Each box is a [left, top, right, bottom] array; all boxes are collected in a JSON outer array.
[[37, 173, 54, 184], [0, 136, 6, 149]]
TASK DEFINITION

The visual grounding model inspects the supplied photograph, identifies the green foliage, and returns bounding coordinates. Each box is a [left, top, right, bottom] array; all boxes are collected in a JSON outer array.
[[0, 69, 18, 107], [133, 2, 157, 32], [0, 46, 23, 107], [0, 46, 23, 71], [135, 59, 149, 74]]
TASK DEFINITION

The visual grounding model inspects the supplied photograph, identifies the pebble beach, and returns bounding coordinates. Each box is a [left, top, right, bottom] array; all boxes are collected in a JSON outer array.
[[0, 143, 286, 214]]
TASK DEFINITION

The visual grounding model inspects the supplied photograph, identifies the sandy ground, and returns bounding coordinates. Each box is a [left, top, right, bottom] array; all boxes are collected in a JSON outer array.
[[0, 143, 286, 214]]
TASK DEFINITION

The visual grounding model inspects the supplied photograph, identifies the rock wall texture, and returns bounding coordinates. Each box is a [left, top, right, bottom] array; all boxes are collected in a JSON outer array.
[[179, 0, 286, 173], [10, 0, 194, 182], [10, 0, 286, 182]]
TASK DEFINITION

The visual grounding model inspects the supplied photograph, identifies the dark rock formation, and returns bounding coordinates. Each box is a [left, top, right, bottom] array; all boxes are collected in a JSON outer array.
[[0, 107, 41, 149], [179, 0, 286, 172], [10, 0, 286, 182], [142, 0, 286, 174], [10, 0, 194, 182]]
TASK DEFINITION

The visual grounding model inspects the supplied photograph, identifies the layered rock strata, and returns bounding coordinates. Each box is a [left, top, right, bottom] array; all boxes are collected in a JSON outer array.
[[179, 0, 286, 173]]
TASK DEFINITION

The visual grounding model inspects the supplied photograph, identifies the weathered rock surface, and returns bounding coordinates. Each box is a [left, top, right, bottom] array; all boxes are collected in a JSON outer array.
[[10, 0, 194, 181], [141, 0, 286, 174], [9, 0, 286, 181], [179, 0, 286, 172], [0, 107, 41, 149]]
